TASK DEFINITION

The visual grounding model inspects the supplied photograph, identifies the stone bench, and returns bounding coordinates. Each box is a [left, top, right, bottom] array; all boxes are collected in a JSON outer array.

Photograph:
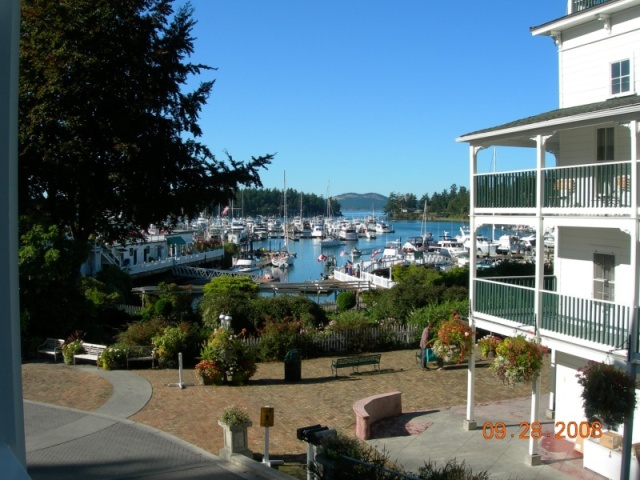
[[353, 391, 402, 440]]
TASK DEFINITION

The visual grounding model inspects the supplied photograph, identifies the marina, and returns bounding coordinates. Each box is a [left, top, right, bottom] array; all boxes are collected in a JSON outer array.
[[230, 214, 538, 285]]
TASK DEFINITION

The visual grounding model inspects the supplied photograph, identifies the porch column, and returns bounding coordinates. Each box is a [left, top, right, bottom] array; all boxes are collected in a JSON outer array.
[[546, 349, 556, 418], [0, 0, 28, 475], [465, 145, 482, 431], [620, 119, 639, 480], [527, 134, 548, 466]]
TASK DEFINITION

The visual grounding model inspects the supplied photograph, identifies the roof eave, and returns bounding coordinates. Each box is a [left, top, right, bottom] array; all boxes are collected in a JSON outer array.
[[530, 0, 640, 37], [456, 104, 640, 145]]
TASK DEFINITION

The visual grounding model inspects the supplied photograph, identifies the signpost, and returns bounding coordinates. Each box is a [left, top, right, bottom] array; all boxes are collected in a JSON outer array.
[[260, 406, 282, 466]]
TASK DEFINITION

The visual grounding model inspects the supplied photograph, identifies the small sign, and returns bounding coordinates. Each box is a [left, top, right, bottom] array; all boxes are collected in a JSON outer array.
[[260, 407, 274, 427]]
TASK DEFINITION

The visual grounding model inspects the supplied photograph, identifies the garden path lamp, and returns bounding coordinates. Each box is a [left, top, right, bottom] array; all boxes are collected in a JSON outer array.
[[219, 314, 232, 330]]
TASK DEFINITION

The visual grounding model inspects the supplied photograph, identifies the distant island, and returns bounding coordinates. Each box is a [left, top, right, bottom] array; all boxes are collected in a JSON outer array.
[[333, 192, 387, 211]]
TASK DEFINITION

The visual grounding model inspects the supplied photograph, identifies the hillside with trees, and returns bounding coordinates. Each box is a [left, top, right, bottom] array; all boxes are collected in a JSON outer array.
[[383, 185, 469, 219]]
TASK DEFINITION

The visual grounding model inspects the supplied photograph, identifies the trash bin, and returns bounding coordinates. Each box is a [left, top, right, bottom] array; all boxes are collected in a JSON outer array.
[[284, 349, 301, 382]]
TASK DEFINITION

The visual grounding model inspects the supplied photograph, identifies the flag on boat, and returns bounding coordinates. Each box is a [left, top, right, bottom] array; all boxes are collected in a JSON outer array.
[[317, 254, 327, 262], [221, 206, 230, 216], [340, 250, 346, 257], [370, 249, 381, 259]]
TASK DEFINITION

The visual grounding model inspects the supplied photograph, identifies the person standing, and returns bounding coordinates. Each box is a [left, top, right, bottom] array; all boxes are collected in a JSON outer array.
[[419, 323, 432, 370]]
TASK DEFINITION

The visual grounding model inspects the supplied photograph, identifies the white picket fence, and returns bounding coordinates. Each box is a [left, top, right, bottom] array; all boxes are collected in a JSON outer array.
[[243, 324, 419, 354]]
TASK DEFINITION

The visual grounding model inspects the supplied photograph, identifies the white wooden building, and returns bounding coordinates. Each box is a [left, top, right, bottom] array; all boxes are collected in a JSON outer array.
[[457, 1, 640, 478]]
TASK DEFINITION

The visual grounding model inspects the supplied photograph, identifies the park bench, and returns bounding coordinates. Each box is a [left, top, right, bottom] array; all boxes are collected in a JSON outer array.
[[331, 354, 381, 377], [73, 342, 107, 365], [37, 338, 65, 363], [126, 345, 155, 369]]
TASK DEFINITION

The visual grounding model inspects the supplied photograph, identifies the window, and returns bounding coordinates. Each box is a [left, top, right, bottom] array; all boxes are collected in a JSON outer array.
[[597, 127, 614, 161], [611, 59, 630, 95], [593, 253, 614, 301]]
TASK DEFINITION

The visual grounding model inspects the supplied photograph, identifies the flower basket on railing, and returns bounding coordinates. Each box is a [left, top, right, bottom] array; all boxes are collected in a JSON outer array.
[[431, 312, 473, 366], [491, 335, 547, 386], [576, 361, 637, 430]]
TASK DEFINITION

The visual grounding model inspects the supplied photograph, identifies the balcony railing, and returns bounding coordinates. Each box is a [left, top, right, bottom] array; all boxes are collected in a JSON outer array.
[[475, 278, 630, 350], [572, 0, 611, 14], [475, 161, 631, 211]]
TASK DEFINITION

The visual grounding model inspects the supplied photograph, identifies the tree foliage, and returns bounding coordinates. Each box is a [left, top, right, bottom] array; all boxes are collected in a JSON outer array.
[[384, 185, 470, 218], [230, 188, 341, 218], [18, 0, 273, 342], [19, 0, 272, 244]]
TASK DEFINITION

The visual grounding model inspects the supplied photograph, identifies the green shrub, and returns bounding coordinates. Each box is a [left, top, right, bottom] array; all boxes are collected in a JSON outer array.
[[61, 330, 86, 365], [62, 340, 84, 365], [256, 317, 317, 361], [98, 343, 128, 370], [313, 434, 490, 480], [152, 322, 203, 368], [336, 291, 356, 311], [116, 318, 167, 346], [154, 298, 173, 317], [202, 328, 257, 385], [416, 459, 489, 480], [313, 434, 403, 479]]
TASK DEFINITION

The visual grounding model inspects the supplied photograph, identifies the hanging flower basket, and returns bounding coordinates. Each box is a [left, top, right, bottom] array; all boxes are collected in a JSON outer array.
[[491, 335, 547, 386], [576, 361, 637, 430], [477, 335, 501, 358], [431, 312, 473, 365]]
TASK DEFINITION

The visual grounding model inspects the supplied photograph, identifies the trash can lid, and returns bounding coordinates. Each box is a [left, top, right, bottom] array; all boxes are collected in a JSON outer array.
[[284, 350, 300, 361]]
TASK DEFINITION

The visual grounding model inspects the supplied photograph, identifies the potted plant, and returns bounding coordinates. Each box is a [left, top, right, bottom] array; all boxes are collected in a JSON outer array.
[[432, 311, 473, 366], [217, 405, 253, 459], [201, 327, 257, 385], [477, 335, 501, 358], [61, 330, 86, 365], [576, 361, 637, 430], [97, 343, 128, 370], [491, 335, 547, 386], [194, 359, 224, 385]]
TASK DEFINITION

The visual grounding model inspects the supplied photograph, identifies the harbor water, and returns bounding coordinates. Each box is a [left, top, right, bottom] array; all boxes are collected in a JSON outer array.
[[248, 214, 508, 285]]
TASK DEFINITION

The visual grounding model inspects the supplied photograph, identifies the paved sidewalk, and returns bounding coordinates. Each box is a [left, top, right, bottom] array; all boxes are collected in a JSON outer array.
[[368, 396, 605, 480], [22, 353, 607, 479], [24, 367, 292, 480]]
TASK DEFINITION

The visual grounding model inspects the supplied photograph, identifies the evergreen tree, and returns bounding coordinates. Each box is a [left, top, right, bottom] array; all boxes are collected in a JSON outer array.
[[19, 0, 272, 244]]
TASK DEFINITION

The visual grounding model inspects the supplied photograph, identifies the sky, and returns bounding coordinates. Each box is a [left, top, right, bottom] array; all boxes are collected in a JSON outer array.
[[175, 0, 566, 198]]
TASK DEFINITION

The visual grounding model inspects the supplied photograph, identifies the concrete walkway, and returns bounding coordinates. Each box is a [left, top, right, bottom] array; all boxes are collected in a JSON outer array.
[[368, 396, 605, 480], [24, 367, 292, 480]]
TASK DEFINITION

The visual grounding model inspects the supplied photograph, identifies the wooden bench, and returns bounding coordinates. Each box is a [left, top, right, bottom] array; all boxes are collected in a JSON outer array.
[[126, 345, 155, 369], [331, 354, 381, 376], [73, 342, 107, 365], [37, 338, 65, 363]]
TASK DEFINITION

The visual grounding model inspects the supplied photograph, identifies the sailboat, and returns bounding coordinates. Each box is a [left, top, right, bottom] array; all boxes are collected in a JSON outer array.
[[271, 172, 296, 269]]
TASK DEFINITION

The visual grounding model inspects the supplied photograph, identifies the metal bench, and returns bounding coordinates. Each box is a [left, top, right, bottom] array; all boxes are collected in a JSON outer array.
[[73, 342, 107, 365], [37, 338, 65, 363], [331, 354, 381, 377], [126, 345, 155, 369]]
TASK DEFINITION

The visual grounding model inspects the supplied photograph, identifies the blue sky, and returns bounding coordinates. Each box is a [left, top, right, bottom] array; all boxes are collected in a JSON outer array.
[[177, 0, 565, 198]]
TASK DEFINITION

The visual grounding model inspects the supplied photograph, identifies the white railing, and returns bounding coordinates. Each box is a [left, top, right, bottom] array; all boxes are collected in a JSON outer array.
[[243, 324, 419, 354], [333, 267, 397, 289], [114, 304, 143, 315], [124, 249, 224, 276]]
